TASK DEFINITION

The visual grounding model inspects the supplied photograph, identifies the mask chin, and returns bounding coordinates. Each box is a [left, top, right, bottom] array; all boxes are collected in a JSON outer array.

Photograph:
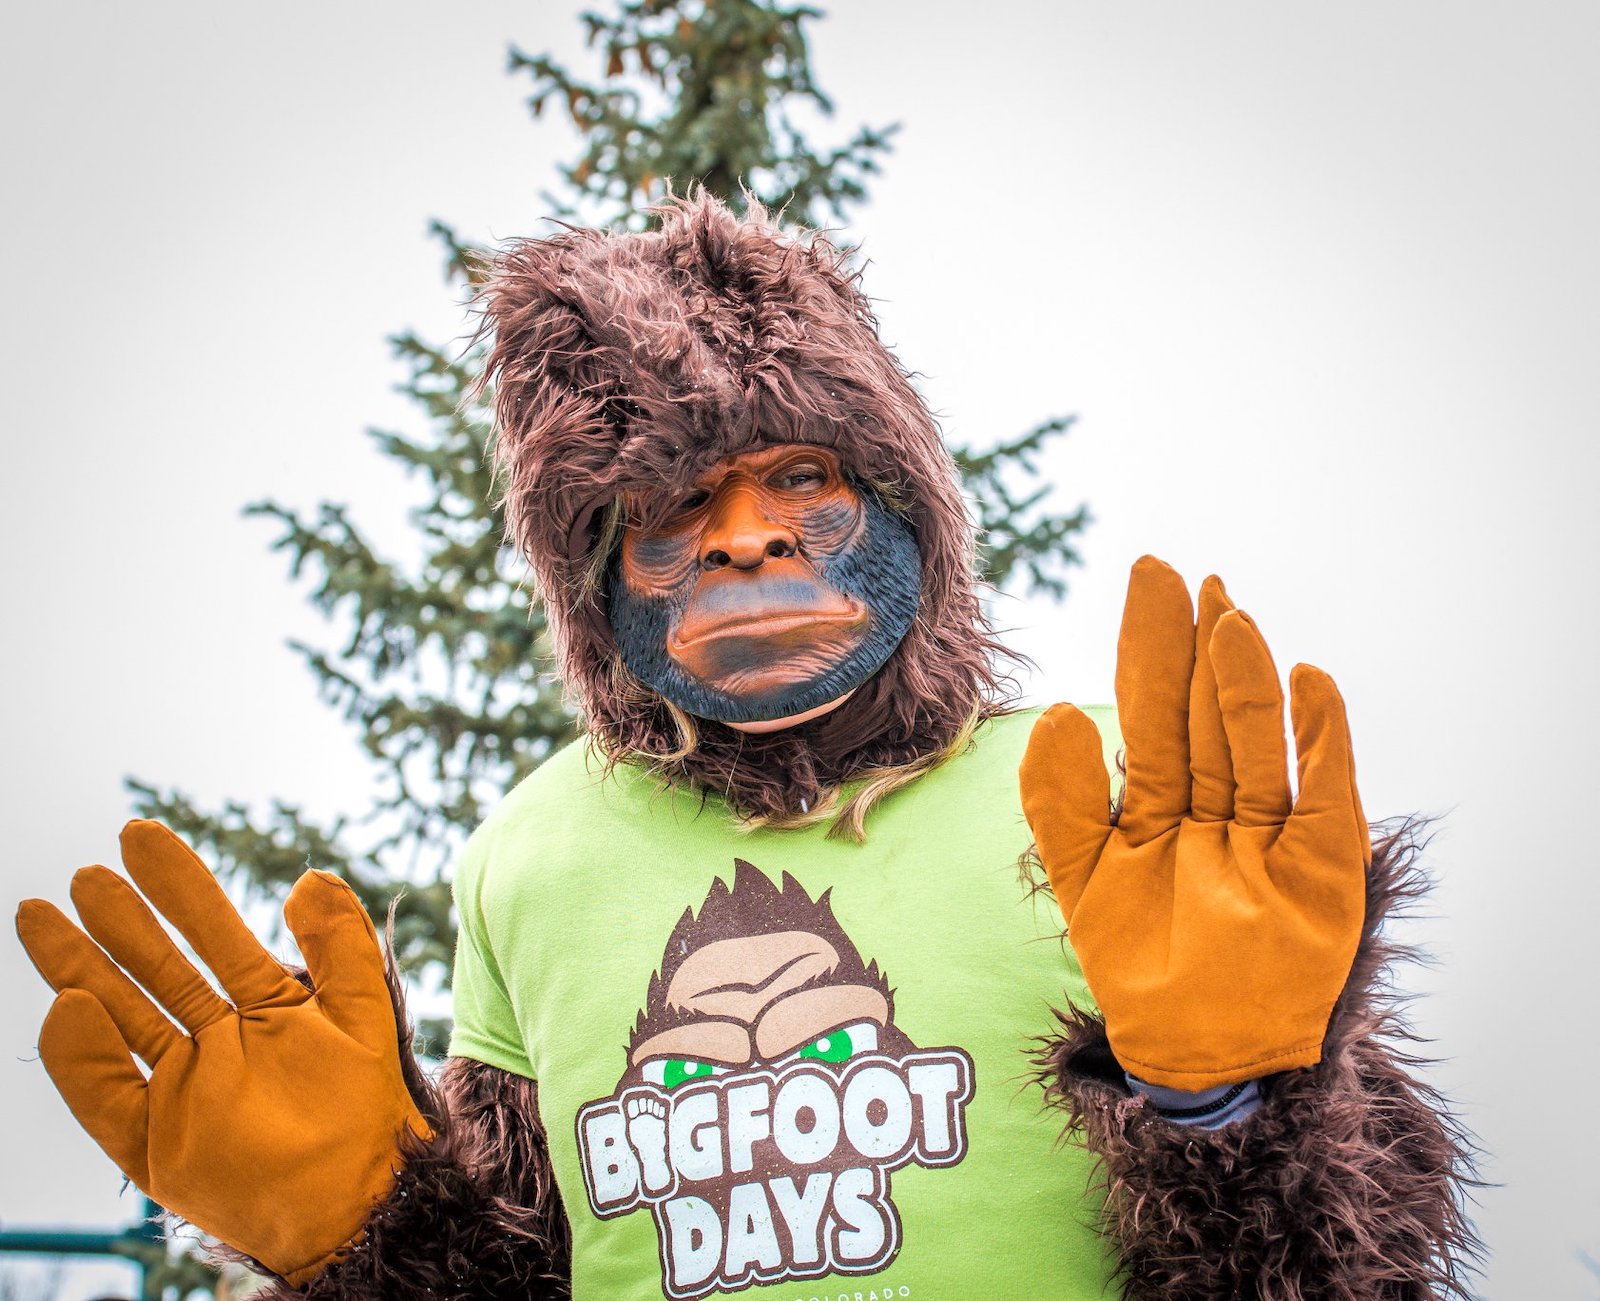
[[725, 691, 857, 733], [606, 493, 922, 727]]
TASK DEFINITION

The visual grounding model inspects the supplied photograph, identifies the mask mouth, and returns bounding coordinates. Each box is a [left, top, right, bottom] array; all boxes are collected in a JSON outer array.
[[665, 569, 870, 649], [670, 613, 872, 698], [666, 568, 870, 683], [670, 606, 867, 649]]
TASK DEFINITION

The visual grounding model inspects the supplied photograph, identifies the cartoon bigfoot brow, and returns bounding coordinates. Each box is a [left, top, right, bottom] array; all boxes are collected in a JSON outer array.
[[623, 860, 911, 1079]]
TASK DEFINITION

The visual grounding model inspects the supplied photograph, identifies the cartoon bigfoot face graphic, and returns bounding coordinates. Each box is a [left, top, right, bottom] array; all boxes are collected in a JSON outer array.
[[577, 862, 975, 1299], [621, 861, 917, 1090]]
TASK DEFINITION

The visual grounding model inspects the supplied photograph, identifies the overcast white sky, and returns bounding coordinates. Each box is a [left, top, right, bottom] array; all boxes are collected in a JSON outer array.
[[2, 3, 1596, 1297]]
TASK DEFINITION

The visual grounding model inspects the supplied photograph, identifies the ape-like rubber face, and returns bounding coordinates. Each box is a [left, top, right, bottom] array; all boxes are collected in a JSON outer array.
[[607, 445, 922, 726]]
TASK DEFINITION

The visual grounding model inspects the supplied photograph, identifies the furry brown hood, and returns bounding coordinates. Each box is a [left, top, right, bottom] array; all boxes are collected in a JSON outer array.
[[477, 192, 1011, 825]]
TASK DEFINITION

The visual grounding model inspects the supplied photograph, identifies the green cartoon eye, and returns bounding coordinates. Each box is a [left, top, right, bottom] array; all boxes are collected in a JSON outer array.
[[795, 1022, 879, 1064], [663, 1059, 717, 1088], [641, 1057, 730, 1090]]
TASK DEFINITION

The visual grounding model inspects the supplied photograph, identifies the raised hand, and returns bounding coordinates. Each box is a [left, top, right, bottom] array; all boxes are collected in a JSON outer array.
[[1021, 556, 1369, 1091], [15, 821, 429, 1284]]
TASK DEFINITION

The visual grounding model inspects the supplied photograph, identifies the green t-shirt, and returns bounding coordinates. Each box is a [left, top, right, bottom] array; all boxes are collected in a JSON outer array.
[[450, 706, 1124, 1301]]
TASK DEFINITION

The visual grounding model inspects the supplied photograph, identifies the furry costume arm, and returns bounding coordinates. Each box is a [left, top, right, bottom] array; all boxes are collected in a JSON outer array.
[[213, 904, 569, 1296], [1036, 824, 1479, 1300], [251, 922, 570, 1297], [239, 921, 570, 1298], [250, 1054, 571, 1300]]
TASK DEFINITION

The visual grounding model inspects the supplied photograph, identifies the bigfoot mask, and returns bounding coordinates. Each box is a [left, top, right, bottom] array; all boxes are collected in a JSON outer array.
[[479, 192, 1009, 820], [607, 445, 921, 725]]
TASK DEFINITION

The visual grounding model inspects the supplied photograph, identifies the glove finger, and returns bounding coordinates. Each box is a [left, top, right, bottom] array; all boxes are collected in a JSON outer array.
[[1188, 575, 1236, 822], [16, 899, 180, 1066], [1020, 704, 1113, 917], [284, 870, 397, 1060], [71, 866, 231, 1034], [1281, 663, 1370, 867], [38, 989, 153, 1188], [121, 820, 303, 1012], [1114, 556, 1195, 843], [1211, 610, 1292, 827]]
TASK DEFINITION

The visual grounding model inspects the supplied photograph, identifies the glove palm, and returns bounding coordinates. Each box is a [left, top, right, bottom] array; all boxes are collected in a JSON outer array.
[[15, 821, 427, 1284], [1022, 558, 1369, 1090]]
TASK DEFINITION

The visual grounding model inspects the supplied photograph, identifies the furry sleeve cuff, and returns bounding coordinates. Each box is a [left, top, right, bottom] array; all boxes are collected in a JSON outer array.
[[1036, 822, 1481, 1300], [247, 1055, 571, 1299], [215, 948, 570, 1297]]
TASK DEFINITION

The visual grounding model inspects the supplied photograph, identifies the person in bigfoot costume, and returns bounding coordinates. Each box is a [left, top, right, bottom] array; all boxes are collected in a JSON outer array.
[[15, 194, 1476, 1299]]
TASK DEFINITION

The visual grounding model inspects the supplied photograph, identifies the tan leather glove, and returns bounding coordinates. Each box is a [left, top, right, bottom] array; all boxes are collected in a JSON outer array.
[[15, 821, 429, 1285], [1021, 556, 1369, 1090]]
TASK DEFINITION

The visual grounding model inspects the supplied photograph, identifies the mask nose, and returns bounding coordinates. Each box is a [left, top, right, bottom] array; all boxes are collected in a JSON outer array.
[[701, 485, 798, 571]]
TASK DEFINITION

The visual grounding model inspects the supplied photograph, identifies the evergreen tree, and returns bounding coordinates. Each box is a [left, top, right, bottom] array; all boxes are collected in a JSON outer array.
[[130, 0, 1089, 1041]]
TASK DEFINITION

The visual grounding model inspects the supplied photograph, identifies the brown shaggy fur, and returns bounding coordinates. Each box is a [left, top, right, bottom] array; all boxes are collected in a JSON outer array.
[[1035, 821, 1481, 1300], [475, 191, 1015, 825]]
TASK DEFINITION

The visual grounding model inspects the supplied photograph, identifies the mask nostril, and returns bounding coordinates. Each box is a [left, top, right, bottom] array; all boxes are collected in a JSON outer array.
[[704, 549, 731, 570], [766, 539, 792, 559]]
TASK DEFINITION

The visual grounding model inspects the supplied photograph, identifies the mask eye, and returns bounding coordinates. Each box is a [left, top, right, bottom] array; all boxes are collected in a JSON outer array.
[[677, 489, 712, 513], [773, 462, 827, 493], [786, 1022, 879, 1066], [640, 1057, 732, 1090]]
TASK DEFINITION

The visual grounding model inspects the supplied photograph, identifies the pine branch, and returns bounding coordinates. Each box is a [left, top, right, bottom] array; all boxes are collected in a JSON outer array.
[[510, 0, 897, 228], [952, 417, 1089, 597]]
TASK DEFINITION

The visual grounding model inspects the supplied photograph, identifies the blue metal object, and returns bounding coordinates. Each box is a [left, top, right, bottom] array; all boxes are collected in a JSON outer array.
[[0, 1196, 166, 1298]]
